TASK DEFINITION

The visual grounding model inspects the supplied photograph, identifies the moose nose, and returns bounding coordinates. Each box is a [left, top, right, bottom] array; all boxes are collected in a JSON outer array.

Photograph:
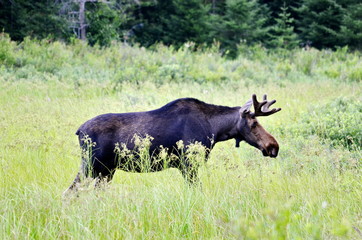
[[263, 144, 278, 158], [269, 149, 278, 158], [268, 146, 279, 158]]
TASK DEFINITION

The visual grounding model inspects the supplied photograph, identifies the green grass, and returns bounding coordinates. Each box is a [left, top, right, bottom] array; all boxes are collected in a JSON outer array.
[[0, 38, 361, 239]]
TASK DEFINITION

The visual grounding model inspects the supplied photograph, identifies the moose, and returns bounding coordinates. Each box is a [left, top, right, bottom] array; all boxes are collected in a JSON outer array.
[[65, 94, 281, 192]]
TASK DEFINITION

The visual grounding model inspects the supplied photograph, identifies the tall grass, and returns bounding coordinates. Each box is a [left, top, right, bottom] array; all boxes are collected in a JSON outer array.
[[0, 37, 361, 239]]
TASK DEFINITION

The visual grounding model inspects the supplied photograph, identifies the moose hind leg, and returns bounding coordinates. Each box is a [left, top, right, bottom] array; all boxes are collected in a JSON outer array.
[[63, 157, 94, 193], [63, 171, 82, 196], [94, 169, 115, 188]]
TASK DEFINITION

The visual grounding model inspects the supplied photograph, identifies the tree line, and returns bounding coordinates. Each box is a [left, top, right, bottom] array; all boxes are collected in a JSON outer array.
[[0, 0, 361, 57]]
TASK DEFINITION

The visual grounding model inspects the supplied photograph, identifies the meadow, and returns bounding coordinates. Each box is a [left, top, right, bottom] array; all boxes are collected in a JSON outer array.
[[0, 35, 361, 239]]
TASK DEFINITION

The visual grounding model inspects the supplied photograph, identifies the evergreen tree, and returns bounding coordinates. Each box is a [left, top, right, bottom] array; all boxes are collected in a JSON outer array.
[[0, 0, 69, 41], [133, 0, 210, 48], [267, 3, 299, 49], [202, 0, 226, 14], [165, 0, 211, 47], [259, 0, 300, 26], [1, 0, 361, 51], [212, 0, 269, 57], [296, 0, 344, 49], [340, 2, 362, 49], [132, 0, 174, 47]]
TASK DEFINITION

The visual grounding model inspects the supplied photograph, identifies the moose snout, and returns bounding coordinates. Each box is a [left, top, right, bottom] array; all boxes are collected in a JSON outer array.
[[269, 147, 278, 158], [262, 143, 279, 158]]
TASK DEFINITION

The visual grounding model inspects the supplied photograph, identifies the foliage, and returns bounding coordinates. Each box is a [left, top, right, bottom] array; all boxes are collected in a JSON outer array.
[[211, 0, 269, 58], [133, 0, 210, 48], [0, 39, 361, 238], [259, 0, 300, 22], [0, 74, 361, 239], [85, 0, 137, 46], [0, 0, 69, 41], [1, 1, 362, 53], [266, 3, 300, 49], [0, 32, 17, 66], [0, 35, 361, 87], [340, 2, 362, 49], [86, 3, 121, 46], [296, 0, 345, 49], [297, 97, 362, 150]]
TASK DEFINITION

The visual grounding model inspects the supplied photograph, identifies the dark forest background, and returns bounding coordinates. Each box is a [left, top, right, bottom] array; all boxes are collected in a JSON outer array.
[[0, 0, 361, 57]]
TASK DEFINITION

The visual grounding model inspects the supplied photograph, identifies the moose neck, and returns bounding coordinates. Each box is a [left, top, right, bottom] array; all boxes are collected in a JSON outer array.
[[208, 107, 241, 144]]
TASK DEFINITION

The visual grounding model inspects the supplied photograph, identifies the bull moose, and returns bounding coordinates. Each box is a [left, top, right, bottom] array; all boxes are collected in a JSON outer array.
[[65, 94, 281, 191]]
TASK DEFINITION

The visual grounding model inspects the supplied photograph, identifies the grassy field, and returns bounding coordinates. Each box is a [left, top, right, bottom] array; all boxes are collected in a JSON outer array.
[[0, 37, 361, 239]]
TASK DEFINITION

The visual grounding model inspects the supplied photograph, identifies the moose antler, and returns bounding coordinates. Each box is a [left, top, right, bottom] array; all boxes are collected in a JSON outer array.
[[251, 94, 281, 117]]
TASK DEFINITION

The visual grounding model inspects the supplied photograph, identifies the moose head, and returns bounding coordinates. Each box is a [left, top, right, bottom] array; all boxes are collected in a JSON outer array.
[[235, 94, 281, 158]]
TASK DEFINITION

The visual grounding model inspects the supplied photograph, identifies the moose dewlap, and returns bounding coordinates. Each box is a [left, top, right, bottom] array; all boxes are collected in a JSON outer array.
[[65, 94, 281, 191]]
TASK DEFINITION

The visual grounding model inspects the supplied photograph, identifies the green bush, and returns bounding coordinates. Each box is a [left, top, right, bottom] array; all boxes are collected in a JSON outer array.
[[348, 66, 362, 82], [0, 37, 361, 87], [298, 97, 362, 150], [0, 33, 17, 66]]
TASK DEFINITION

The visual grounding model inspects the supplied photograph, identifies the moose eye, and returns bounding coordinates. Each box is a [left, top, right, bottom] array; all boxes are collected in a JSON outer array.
[[251, 122, 257, 128]]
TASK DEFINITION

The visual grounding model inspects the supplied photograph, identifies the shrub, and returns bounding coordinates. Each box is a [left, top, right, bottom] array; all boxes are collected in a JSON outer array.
[[298, 97, 362, 150], [0, 37, 361, 87], [0, 33, 17, 66], [348, 66, 362, 82]]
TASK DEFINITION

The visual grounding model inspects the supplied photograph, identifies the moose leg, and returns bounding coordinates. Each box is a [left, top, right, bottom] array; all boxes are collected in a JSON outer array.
[[63, 166, 115, 195], [63, 151, 97, 194], [180, 161, 200, 187], [90, 155, 118, 189], [94, 170, 115, 188], [63, 172, 82, 194], [181, 169, 199, 186]]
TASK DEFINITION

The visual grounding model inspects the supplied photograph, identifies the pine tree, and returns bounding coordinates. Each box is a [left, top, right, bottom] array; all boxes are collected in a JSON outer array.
[[213, 0, 269, 57], [296, 0, 344, 49], [259, 0, 300, 26], [340, 2, 362, 49], [165, 0, 211, 47], [267, 3, 299, 49], [133, 0, 210, 48], [0, 0, 69, 41]]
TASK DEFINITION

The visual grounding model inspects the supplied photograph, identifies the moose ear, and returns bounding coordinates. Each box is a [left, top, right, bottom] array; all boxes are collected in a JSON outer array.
[[240, 98, 252, 117]]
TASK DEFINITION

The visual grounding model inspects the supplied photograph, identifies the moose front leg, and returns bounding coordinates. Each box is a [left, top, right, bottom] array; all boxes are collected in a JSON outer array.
[[179, 159, 201, 187], [181, 167, 199, 186]]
